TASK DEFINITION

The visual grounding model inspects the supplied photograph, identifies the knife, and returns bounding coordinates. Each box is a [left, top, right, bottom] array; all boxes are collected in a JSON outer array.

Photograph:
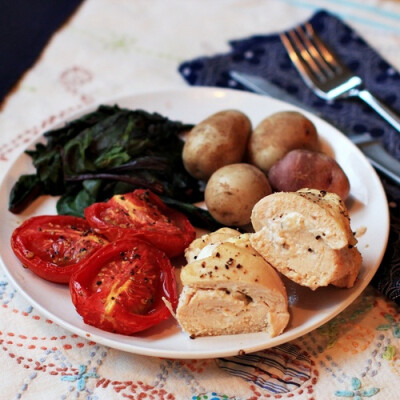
[[229, 70, 400, 186]]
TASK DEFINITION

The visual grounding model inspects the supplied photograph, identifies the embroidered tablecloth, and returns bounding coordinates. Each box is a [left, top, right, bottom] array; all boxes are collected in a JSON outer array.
[[1, 1, 400, 399]]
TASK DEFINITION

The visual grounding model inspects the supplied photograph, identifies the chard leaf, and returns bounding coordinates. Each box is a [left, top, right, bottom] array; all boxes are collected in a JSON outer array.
[[8, 105, 213, 230], [160, 196, 224, 231], [8, 174, 43, 213]]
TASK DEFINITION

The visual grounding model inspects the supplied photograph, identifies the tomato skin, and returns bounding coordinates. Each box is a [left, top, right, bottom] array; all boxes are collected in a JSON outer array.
[[69, 239, 178, 335], [11, 215, 108, 284], [84, 189, 196, 258]]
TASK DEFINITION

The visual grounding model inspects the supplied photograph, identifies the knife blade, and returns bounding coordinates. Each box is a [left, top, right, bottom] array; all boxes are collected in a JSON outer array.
[[229, 70, 400, 186]]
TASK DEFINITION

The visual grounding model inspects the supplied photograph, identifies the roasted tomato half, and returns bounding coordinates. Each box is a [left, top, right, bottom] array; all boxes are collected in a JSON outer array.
[[69, 239, 178, 334], [11, 215, 108, 284], [84, 189, 196, 258]]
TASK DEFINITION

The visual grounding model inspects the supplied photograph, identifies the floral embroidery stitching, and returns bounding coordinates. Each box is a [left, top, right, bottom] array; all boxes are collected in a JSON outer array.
[[316, 292, 374, 349], [335, 377, 379, 399], [382, 344, 396, 360], [377, 314, 400, 338], [192, 393, 230, 400], [61, 364, 98, 391]]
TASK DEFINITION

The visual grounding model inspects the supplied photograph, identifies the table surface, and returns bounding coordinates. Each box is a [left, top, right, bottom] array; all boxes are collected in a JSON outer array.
[[1, 1, 400, 399]]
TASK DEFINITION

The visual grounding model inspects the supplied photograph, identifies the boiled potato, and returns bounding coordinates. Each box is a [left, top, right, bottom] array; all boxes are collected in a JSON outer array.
[[182, 110, 251, 180], [205, 163, 272, 226], [268, 149, 350, 199], [247, 111, 319, 172]]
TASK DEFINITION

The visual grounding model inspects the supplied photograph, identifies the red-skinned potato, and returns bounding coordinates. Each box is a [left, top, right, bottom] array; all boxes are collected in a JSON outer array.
[[268, 149, 350, 199]]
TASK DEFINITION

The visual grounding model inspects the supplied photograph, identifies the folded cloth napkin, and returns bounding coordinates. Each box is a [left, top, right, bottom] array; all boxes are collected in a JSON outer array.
[[178, 9, 400, 305]]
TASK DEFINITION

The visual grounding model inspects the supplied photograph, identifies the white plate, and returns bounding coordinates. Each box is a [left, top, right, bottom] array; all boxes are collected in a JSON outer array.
[[0, 87, 389, 359]]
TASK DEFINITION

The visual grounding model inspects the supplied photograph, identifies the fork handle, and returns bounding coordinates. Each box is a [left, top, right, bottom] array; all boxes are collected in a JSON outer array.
[[357, 89, 400, 133]]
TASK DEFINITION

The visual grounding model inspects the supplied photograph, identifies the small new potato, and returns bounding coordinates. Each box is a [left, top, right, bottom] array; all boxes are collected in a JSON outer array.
[[205, 163, 272, 226], [268, 149, 350, 199], [247, 111, 319, 172], [182, 110, 251, 180]]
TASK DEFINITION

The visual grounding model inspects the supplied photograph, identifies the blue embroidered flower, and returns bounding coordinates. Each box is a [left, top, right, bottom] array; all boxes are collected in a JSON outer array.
[[335, 377, 379, 399], [0, 280, 8, 295], [61, 364, 98, 391], [376, 313, 400, 338], [192, 393, 229, 400]]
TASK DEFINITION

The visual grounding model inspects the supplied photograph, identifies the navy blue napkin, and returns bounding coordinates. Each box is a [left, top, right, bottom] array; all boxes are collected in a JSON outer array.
[[178, 10, 400, 304]]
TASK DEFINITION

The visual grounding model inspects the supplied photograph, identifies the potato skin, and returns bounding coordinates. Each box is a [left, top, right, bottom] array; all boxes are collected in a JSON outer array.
[[268, 149, 350, 199], [247, 111, 319, 172], [182, 110, 251, 180], [205, 163, 272, 226]]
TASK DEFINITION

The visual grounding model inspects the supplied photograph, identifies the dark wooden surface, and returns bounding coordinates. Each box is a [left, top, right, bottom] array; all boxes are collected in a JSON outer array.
[[0, 0, 85, 103]]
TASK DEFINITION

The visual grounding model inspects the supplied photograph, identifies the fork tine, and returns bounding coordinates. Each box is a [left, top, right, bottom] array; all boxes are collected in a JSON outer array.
[[280, 30, 319, 87], [295, 25, 336, 80], [287, 28, 324, 79], [281, 28, 326, 86], [282, 24, 341, 85], [304, 23, 345, 74]]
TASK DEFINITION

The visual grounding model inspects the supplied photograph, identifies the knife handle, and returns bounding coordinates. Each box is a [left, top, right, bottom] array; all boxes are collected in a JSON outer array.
[[358, 89, 400, 133]]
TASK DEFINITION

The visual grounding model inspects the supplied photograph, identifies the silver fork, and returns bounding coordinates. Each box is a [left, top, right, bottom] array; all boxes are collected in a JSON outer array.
[[280, 23, 400, 133]]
